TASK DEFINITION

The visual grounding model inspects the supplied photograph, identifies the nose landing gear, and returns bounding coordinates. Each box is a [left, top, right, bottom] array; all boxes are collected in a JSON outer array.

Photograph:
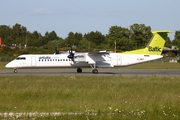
[[13, 68, 18, 73]]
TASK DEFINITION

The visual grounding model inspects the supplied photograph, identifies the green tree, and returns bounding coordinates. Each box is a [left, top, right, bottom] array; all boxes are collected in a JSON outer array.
[[79, 38, 89, 51], [0, 24, 28, 46], [48, 31, 59, 40], [106, 26, 134, 51], [11, 23, 27, 44], [41, 37, 65, 53], [172, 30, 180, 49], [165, 37, 172, 48], [41, 30, 60, 47], [65, 32, 82, 47], [0, 25, 12, 45], [84, 31, 105, 50], [129, 23, 152, 48], [28, 31, 42, 47]]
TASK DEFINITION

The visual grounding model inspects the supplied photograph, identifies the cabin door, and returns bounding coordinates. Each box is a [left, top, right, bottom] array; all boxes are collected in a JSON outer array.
[[31, 56, 36, 67], [117, 56, 121, 65]]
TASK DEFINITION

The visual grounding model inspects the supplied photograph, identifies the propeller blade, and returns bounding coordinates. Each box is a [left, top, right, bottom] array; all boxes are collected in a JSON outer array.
[[70, 46, 72, 53], [67, 46, 75, 61]]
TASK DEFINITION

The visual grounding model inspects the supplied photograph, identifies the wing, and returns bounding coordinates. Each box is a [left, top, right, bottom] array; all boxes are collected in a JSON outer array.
[[88, 50, 109, 56]]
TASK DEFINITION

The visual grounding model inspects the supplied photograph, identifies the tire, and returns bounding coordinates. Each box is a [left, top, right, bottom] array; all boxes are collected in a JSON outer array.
[[14, 69, 18, 73], [77, 68, 82, 73], [92, 69, 98, 74]]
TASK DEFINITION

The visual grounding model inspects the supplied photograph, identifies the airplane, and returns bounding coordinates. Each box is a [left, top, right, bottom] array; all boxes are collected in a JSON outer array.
[[5, 30, 170, 73]]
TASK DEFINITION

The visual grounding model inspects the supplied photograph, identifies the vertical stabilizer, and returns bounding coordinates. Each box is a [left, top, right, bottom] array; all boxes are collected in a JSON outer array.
[[122, 30, 170, 54], [143, 30, 170, 55]]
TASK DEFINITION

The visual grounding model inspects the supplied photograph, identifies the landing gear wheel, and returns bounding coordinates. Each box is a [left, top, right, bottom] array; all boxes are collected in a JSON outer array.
[[77, 68, 82, 73], [13, 69, 18, 73], [92, 69, 98, 74]]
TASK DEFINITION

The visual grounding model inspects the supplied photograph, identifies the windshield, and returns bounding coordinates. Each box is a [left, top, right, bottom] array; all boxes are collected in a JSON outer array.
[[15, 57, 26, 60]]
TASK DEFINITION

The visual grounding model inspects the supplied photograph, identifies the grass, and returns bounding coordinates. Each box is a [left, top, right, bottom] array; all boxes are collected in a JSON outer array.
[[0, 75, 180, 119], [0, 62, 7, 69], [1, 61, 180, 119]]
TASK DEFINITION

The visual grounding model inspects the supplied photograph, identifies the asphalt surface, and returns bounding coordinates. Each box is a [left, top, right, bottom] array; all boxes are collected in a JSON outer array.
[[0, 68, 180, 76]]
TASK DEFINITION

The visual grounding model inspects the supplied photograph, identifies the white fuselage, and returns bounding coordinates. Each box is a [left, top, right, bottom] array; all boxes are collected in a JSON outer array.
[[5, 52, 162, 69]]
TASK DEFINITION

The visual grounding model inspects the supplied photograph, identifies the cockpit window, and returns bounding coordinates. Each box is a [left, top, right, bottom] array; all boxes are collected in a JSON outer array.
[[16, 57, 26, 60]]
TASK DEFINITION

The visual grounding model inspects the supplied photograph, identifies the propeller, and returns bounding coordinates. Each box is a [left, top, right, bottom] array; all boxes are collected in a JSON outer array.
[[67, 46, 75, 61]]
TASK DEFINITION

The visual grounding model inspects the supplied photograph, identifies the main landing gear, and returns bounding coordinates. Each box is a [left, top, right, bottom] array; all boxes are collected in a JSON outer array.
[[90, 63, 98, 74], [77, 68, 82, 73], [92, 69, 98, 74], [76, 63, 98, 74], [76, 68, 98, 74]]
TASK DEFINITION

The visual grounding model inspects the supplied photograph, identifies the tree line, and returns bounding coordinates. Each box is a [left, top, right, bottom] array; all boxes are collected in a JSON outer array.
[[0, 23, 180, 57]]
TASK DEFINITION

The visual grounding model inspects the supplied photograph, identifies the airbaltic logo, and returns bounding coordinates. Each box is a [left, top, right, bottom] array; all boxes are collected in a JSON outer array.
[[39, 56, 51, 59], [148, 46, 161, 52]]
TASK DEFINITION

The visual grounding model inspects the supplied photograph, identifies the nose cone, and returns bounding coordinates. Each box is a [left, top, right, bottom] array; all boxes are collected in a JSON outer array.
[[5, 62, 14, 68]]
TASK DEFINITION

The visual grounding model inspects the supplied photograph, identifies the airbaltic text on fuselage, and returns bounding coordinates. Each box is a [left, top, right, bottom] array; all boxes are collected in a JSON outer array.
[[39, 56, 59, 60], [148, 46, 161, 52], [39, 56, 51, 59]]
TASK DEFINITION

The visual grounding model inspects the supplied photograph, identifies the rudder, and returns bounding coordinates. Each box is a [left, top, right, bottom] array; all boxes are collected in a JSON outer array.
[[143, 30, 170, 55]]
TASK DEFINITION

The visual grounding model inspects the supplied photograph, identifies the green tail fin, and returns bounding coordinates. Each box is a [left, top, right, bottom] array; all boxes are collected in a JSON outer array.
[[123, 30, 170, 55], [143, 30, 170, 55]]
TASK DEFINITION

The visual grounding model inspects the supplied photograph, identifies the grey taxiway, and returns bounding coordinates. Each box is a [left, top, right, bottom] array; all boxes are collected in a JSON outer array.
[[0, 69, 180, 76]]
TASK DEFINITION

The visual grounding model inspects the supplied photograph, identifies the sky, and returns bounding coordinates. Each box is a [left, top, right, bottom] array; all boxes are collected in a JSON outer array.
[[1, 0, 180, 40]]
